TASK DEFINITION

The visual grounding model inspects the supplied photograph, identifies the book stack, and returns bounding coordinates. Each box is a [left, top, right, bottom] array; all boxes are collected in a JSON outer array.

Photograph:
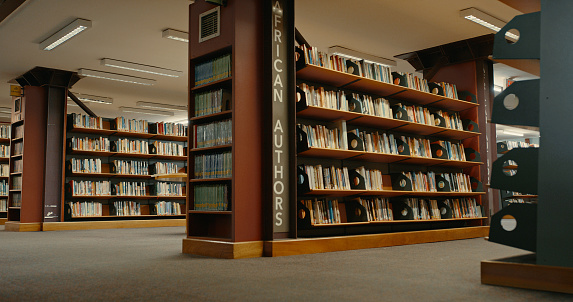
[[0, 144, 10, 157], [155, 201, 182, 215], [194, 184, 228, 211], [115, 139, 149, 154], [302, 199, 341, 225], [70, 180, 111, 196], [301, 165, 351, 190], [351, 129, 399, 154], [0, 179, 8, 195], [404, 198, 441, 220], [155, 182, 184, 196], [356, 198, 393, 221], [0, 199, 6, 211], [115, 181, 147, 196], [68, 201, 103, 217], [151, 122, 187, 137], [71, 137, 110, 152], [71, 158, 102, 174], [355, 167, 384, 191], [0, 124, 10, 138], [193, 119, 232, 148], [298, 83, 348, 111], [194, 89, 229, 117], [71, 113, 104, 129], [444, 198, 482, 218], [298, 123, 348, 150], [0, 164, 8, 177], [113, 201, 141, 216], [153, 162, 179, 175], [152, 141, 184, 156], [194, 152, 232, 179], [115, 117, 148, 133], [113, 160, 148, 175], [194, 54, 231, 86]]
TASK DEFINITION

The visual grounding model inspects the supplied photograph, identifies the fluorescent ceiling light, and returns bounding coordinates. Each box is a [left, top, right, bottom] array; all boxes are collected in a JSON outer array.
[[460, 8, 519, 41], [0, 107, 11, 114], [136, 101, 187, 111], [173, 119, 189, 125], [78, 69, 156, 86], [328, 46, 397, 67], [101, 58, 182, 78], [494, 85, 503, 92], [40, 18, 92, 51], [119, 106, 174, 117], [68, 92, 113, 105], [162, 29, 189, 43], [500, 129, 525, 136]]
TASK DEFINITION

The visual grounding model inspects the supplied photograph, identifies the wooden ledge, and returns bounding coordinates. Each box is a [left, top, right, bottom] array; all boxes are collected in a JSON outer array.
[[182, 238, 264, 259], [4, 221, 42, 232], [0, 217, 7, 225], [42, 219, 185, 231]]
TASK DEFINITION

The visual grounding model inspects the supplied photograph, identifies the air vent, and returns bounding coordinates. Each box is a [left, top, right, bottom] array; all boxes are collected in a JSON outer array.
[[199, 7, 220, 43]]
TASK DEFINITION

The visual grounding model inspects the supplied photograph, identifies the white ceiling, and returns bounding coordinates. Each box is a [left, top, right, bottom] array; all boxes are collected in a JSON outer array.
[[0, 0, 531, 124]]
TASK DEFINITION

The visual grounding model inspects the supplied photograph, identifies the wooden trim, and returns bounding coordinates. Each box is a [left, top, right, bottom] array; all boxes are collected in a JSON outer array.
[[0, 217, 7, 225], [182, 238, 264, 259], [42, 219, 185, 231], [264, 226, 489, 257], [481, 254, 573, 294], [4, 221, 42, 232]]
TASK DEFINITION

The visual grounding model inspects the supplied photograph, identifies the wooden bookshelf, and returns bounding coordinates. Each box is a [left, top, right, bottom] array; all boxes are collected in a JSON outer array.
[[0, 122, 9, 225]]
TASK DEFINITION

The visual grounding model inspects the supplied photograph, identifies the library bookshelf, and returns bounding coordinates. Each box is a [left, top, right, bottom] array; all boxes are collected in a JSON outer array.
[[42, 115, 188, 231], [0, 122, 9, 225]]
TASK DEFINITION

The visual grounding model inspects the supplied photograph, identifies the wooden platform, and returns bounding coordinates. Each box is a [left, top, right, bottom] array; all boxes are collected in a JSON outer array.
[[4, 221, 42, 232], [182, 238, 264, 259], [0, 217, 7, 225], [481, 254, 573, 294], [42, 219, 185, 231]]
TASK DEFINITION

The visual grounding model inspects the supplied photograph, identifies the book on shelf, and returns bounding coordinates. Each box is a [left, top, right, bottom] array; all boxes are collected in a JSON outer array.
[[0, 145, 9, 158], [68, 201, 103, 217], [401, 198, 441, 220], [356, 197, 393, 221], [302, 198, 341, 225], [194, 152, 232, 179], [432, 140, 467, 161], [114, 117, 148, 133], [298, 83, 349, 111], [194, 89, 232, 117], [13, 124, 23, 139], [112, 160, 149, 176], [155, 182, 184, 196], [11, 141, 22, 156], [0, 124, 10, 139], [443, 198, 482, 218], [0, 179, 7, 195], [152, 141, 185, 156], [301, 165, 350, 190], [193, 119, 232, 149], [10, 176, 21, 191], [0, 198, 7, 211], [392, 72, 429, 92], [298, 122, 347, 150], [114, 181, 147, 196], [194, 53, 232, 86], [194, 184, 228, 211], [150, 122, 188, 137], [155, 201, 182, 215], [10, 192, 21, 207], [0, 164, 9, 177], [70, 136, 111, 152], [400, 171, 473, 193], [113, 138, 149, 154], [112, 201, 141, 216], [69, 180, 111, 196], [70, 158, 103, 174], [12, 159, 22, 173], [151, 162, 180, 175], [355, 167, 384, 191], [70, 113, 104, 129]]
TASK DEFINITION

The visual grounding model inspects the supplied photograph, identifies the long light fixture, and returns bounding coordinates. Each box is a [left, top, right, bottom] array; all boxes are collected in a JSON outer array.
[[68, 92, 113, 105], [78, 69, 156, 86], [162, 29, 189, 43], [460, 8, 519, 41], [0, 107, 11, 114], [500, 129, 525, 137], [136, 101, 187, 111], [174, 118, 189, 125], [119, 106, 174, 117], [101, 58, 183, 78], [328, 46, 397, 67], [40, 18, 92, 51]]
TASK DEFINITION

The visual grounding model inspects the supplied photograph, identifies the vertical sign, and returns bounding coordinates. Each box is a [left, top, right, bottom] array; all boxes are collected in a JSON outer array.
[[270, 0, 290, 233]]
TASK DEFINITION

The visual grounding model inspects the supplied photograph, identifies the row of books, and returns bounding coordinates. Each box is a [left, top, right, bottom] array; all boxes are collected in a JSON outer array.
[[71, 136, 110, 152], [13, 124, 22, 139], [115, 181, 147, 196], [0, 198, 6, 211], [113, 201, 141, 216], [68, 201, 103, 217], [71, 113, 104, 130], [299, 123, 347, 150], [151, 122, 187, 137], [394, 103, 464, 131], [12, 159, 22, 173], [355, 167, 384, 191], [194, 54, 232, 86], [70, 158, 102, 174], [113, 160, 148, 176], [299, 83, 349, 111], [70, 180, 112, 196], [357, 94, 393, 119], [155, 182, 184, 196], [1, 144, 11, 157], [155, 201, 183, 215], [403, 171, 473, 193], [152, 141, 185, 156], [356, 197, 393, 222], [302, 165, 351, 190], [0, 164, 8, 177], [435, 82, 459, 99], [502, 140, 538, 151], [298, 45, 393, 84], [115, 117, 149, 133], [194, 152, 232, 179], [404, 198, 441, 220], [193, 119, 232, 149], [11, 192, 21, 207], [154, 162, 180, 175], [68, 201, 184, 217], [6, 177, 16, 192], [193, 184, 229, 211], [0, 124, 10, 139], [194, 89, 230, 117], [435, 140, 466, 161], [394, 72, 430, 93], [444, 198, 482, 218], [115, 139, 149, 154], [301, 199, 342, 225]]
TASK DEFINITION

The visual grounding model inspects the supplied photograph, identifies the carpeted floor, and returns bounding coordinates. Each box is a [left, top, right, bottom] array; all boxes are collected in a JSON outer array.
[[0, 225, 570, 301]]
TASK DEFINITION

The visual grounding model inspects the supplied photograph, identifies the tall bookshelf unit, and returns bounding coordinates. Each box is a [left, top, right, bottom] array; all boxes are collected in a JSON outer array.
[[0, 122, 10, 225], [183, 0, 265, 258], [41, 115, 189, 231]]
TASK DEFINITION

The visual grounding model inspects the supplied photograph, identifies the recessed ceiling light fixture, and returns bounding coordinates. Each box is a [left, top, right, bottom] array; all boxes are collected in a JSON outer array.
[[78, 69, 156, 86], [460, 8, 519, 41], [101, 58, 183, 78], [119, 106, 174, 117], [68, 92, 113, 105], [162, 29, 189, 43], [40, 18, 92, 51], [0, 107, 11, 114], [328, 46, 397, 67], [136, 101, 187, 111]]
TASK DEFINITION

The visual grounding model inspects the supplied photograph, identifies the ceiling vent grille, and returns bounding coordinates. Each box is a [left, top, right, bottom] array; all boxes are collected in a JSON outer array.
[[199, 7, 220, 43]]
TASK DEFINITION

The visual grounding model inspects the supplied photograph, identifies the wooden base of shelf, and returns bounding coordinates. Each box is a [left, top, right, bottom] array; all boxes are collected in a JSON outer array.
[[4, 221, 42, 232], [264, 226, 489, 257], [0, 218, 7, 225], [481, 254, 573, 294], [182, 238, 264, 259], [42, 219, 185, 231]]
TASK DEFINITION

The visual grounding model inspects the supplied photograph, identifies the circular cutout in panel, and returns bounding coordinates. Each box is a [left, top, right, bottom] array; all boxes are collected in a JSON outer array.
[[503, 94, 519, 110], [505, 28, 520, 44], [296, 91, 301, 102], [503, 160, 518, 176], [294, 51, 300, 62], [438, 181, 445, 189], [440, 207, 447, 215], [298, 174, 305, 185], [353, 176, 360, 187], [435, 149, 443, 158], [467, 123, 474, 131], [399, 179, 407, 188], [401, 208, 409, 217], [351, 139, 358, 149], [396, 111, 403, 119], [298, 209, 306, 219], [355, 208, 362, 217], [394, 77, 401, 85], [469, 152, 476, 161], [432, 87, 439, 94], [347, 66, 355, 74], [501, 214, 517, 231]]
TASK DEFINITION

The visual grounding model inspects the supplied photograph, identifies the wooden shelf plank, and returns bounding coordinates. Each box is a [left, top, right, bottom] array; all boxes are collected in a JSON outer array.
[[189, 210, 232, 215], [150, 134, 188, 142], [42, 219, 186, 231], [67, 172, 152, 179], [301, 189, 485, 198], [310, 217, 487, 227], [191, 76, 232, 91], [498, 0, 540, 14], [190, 177, 232, 183], [190, 144, 233, 153], [190, 110, 232, 123]]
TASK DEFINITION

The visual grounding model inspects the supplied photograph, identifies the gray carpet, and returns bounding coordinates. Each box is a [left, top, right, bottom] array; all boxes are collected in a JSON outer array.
[[0, 225, 571, 301]]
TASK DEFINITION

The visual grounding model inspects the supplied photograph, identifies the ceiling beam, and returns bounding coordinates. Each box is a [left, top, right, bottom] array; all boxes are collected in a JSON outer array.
[[0, 0, 27, 24]]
